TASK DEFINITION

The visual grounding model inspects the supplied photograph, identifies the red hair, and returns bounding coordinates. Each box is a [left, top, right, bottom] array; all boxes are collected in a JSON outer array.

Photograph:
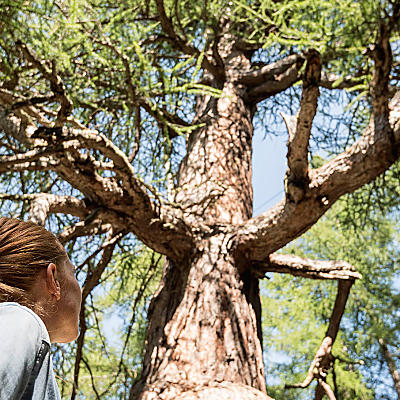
[[0, 217, 66, 315]]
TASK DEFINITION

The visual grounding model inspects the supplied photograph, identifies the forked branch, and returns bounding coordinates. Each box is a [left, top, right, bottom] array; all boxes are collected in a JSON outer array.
[[285, 280, 353, 400]]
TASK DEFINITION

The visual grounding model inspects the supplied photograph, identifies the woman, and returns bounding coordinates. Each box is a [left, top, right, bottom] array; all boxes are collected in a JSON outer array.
[[0, 217, 82, 400]]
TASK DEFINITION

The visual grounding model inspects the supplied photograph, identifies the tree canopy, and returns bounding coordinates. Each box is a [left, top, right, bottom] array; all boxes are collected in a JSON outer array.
[[1, 0, 400, 399]]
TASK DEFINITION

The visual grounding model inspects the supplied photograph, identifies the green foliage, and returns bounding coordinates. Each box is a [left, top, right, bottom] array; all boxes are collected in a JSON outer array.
[[262, 199, 400, 399], [54, 244, 162, 398], [1, 1, 400, 398]]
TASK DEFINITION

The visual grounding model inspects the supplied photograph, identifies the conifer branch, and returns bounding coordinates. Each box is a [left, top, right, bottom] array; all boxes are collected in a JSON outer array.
[[154, 0, 224, 80], [238, 54, 302, 86], [255, 254, 361, 281], [0, 193, 90, 225], [236, 90, 400, 261], [284, 50, 321, 203], [285, 280, 352, 399]]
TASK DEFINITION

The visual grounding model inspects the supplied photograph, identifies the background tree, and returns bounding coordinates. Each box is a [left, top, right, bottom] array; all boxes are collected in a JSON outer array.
[[1, 1, 400, 399], [262, 194, 400, 399]]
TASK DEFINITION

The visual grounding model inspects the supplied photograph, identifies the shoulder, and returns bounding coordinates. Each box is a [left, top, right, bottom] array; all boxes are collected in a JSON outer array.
[[0, 303, 52, 398], [0, 302, 50, 344]]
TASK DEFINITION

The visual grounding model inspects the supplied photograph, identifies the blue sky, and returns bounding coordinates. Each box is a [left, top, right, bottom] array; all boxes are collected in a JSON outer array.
[[252, 128, 286, 216]]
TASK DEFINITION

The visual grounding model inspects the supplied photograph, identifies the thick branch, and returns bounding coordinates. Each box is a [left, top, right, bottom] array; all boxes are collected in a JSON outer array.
[[284, 50, 321, 203], [285, 280, 352, 396], [246, 61, 303, 104], [238, 54, 302, 86], [254, 254, 361, 281], [236, 90, 400, 261], [1, 120, 193, 260]]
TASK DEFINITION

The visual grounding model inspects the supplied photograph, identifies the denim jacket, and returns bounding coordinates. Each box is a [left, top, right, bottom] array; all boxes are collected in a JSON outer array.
[[0, 302, 61, 400]]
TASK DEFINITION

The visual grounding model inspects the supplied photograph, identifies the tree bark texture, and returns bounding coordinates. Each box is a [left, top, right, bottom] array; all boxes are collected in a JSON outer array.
[[2, 19, 400, 399], [131, 238, 266, 399], [131, 53, 269, 398]]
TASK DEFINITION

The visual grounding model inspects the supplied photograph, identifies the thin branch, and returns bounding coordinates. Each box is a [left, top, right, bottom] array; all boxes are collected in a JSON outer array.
[[16, 41, 73, 125], [154, 0, 224, 80], [0, 193, 90, 225], [320, 71, 364, 90], [82, 232, 123, 300], [71, 300, 87, 400], [81, 357, 101, 400], [71, 232, 121, 400], [378, 338, 400, 399], [285, 280, 353, 396]]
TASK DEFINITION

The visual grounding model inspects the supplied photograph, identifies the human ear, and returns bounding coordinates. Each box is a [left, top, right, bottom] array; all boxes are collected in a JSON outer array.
[[46, 263, 61, 301]]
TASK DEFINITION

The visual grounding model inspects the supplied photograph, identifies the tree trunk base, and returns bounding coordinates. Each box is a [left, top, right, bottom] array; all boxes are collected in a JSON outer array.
[[137, 382, 274, 400]]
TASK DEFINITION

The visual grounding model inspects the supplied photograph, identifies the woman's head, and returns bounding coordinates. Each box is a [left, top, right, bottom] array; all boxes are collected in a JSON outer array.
[[0, 217, 82, 343]]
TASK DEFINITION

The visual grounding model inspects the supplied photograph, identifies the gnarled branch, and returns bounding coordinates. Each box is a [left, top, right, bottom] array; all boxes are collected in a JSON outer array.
[[254, 253, 361, 281], [284, 49, 321, 203], [236, 86, 400, 261], [285, 280, 353, 400]]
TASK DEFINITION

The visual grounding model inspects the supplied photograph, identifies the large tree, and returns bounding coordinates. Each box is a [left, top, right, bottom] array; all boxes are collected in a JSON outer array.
[[1, 1, 400, 399]]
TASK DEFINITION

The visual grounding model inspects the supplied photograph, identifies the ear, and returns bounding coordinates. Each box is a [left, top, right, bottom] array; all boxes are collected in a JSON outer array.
[[46, 263, 61, 301]]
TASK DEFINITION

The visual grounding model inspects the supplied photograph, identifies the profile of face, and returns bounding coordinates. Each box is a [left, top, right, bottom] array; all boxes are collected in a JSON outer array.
[[30, 252, 82, 343]]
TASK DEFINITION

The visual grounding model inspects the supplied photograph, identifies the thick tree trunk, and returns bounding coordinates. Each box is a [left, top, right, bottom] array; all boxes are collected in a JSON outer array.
[[131, 50, 271, 399], [130, 237, 266, 399]]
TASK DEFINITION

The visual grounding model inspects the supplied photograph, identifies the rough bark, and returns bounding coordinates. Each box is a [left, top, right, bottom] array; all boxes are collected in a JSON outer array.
[[130, 44, 270, 398], [1, 10, 399, 398], [130, 238, 266, 399], [236, 90, 400, 261]]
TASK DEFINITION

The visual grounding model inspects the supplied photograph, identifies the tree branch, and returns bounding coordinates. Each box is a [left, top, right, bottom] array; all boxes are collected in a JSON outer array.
[[320, 71, 364, 90], [284, 50, 321, 203], [378, 338, 400, 399], [15, 41, 73, 125], [253, 254, 361, 281], [1, 116, 194, 260], [238, 54, 302, 86], [0, 193, 90, 225], [285, 280, 352, 398], [245, 60, 303, 104], [154, 0, 224, 80], [236, 88, 400, 261]]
